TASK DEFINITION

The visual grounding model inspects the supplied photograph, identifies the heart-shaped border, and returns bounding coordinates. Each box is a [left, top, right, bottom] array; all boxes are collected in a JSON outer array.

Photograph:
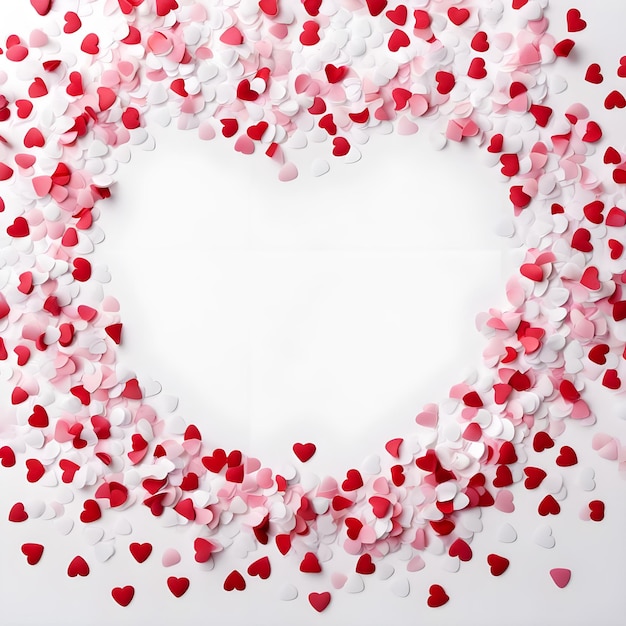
[[1, 0, 625, 617]]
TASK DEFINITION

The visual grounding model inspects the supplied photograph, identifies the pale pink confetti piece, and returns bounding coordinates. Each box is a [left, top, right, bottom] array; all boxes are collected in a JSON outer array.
[[162, 548, 181, 567], [278, 162, 298, 182]]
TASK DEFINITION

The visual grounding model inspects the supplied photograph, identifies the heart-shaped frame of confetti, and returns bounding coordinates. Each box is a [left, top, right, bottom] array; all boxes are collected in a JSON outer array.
[[1, 0, 625, 622]]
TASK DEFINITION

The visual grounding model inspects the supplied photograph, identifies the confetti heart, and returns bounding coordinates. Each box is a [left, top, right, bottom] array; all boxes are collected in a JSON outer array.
[[605, 90, 626, 109], [300, 552, 322, 573], [167, 576, 190, 597], [25, 459, 45, 483], [550, 568, 571, 588], [8, 503, 28, 523], [111, 586, 135, 607], [21, 543, 44, 565], [30, 0, 52, 16], [67, 556, 90, 577], [247, 556, 271, 579], [427, 584, 449, 608], [566, 8, 586, 32], [223, 570, 246, 591], [129, 542, 152, 563], [487, 554, 509, 576], [588, 500, 605, 521], [63, 12, 82, 33], [585, 63, 603, 84], [81, 33, 100, 55], [448, 7, 470, 26], [524, 467, 547, 489], [538, 494, 561, 516], [308, 591, 331, 612], [556, 446, 578, 467], [293, 442, 316, 463]]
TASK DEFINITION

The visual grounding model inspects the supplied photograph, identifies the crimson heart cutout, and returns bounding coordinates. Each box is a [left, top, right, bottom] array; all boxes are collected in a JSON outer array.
[[21, 543, 44, 565], [471, 31, 489, 52], [324, 64, 348, 84], [167, 576, 190, 597], [538, 494, 561, 517], [79, 499, 102, 523], [258, 0, 278, 16], [8, 502, 28, 523], [308, 591, 331, 612], [448, 538, 472, 562], [435, 71, 455, 94], [355, 553, 376, 575], [292, 442, 316, 463], [25, 458, 45, 483], [67, 556, 90, 577], [385, 5, 407, 25], [523, 466, 547, 490], [0, 445, 16, 467], [111, 586, 135, 606], [129, 542, 152, 563], [487, 554, 509, 576], [156, 0, 179, 17], [605, 90, 626, 110], [64, 11, 82, 34], [247, 556, 271, 579], [80, 33, 100, 55], [300, 21, 320, 46], [30, 0, 52, 16], [589, 499, 605, 522], [427, 584, 449, 608], [566, 8, 587, 32], [222, 570, 245, 591], [300, 551, 322, 573], [585, 63, 603, 84], [448, 7, 470, 26], [388, 29, 410, 52], [342, 469, 364, 491], [556, 445, 578, 467]]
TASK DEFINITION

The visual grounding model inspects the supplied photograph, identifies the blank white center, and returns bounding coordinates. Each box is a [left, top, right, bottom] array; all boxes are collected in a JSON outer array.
[[100, 124, 508, 471]]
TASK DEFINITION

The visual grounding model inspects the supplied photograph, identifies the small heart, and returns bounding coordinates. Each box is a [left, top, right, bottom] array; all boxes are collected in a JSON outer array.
[[471, 31, 489, 52], [156, 0, 179, 17], [308, 591, 331, 612], [571, 228, 593, 252], [324, 64, 348, 84], [8, 502, 28, 523], [0, 445, 16, 467], [487, 554, 509, 576], [427, 584, 449, 608], [448, 7, 470, 26], [129, 542, 152, 563], [553, 39, 575, 58], [555, 446, 578, 467], [30, 0, 52, 16], [64, 12, 82, 34], [468, 57, 487, 80], [80, 499, 102, 523], [524, 467, 547, 489], [332, 137, 351, 157], [111, 586, 134, 607], [223, 570, 246, 591], [26, 458, 45, 482], [81, 33, 100, 55], [585, 63, 603, 84], [293, 442, 316, 463], [299, 21, 320, 46], [538, 494, 561, 516], [435, 71, 455, 95], [21, 543, 44, 565], [605, 90, 626, 110], [355, 553, 376, 575], [388, 29, 410, 52], [167, 576, 190, 597], [385, 5, 407, 25], [619, 56, 626, 78], [300, 552, 322, 573], [550, 568, 571, 588], [566, 8, 586, 32], [247, 556, 271, 579], [67, 555, 90, 577], [448, 538, 472, 562], [588, 499, 605, 522]]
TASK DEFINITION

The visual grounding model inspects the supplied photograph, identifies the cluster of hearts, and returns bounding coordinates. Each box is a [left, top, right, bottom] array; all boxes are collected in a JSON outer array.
[[0, 0, 625, 615]]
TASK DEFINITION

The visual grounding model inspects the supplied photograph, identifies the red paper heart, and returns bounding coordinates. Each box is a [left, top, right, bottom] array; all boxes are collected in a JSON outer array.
[[21, 543, 44, 565], [448, 538, 472, 562], [369, 496, 391, 518], [553, 39, 575, 58], [468, 57, 487, 80], [129, 542, 152, 563], [448, 7, 470, 26], [24, 128, 45, 148], [493, 465, 513, 487], [342, 469, 363, 491], [345, 518, 363, 540], [538, 494, 561, 516], [589, 499, 605, 522], [609, 239, 624, 259], [413, 9, 430, 29], [571, 228, 593, 252], [585, 63, 603, 84], [26, 458, 45, 482], [80, 499, 102, 523], [555, 445, 577, 467], [156, 0, 179, 17], [605, 90, 626, 110], [121, 107, 141, 130], [365, 0, 387, 17], [619, 56, 626, 78], [566, 8, 586, 32], [16, 100, 34, 119], [223, 570, 245, 591], [427, 584, 449, 608], [300, 21, 320, 46], [247, 556, 271, 579], [30, 0, 52, 16], [81, 33, 100, 55], [60, 459, 80, 483], [471, 31, 489, 52], [523, 466, 547, 489], [303, 0, 322, 16], [602, 369, 621, 390], [332, 137, 350, 157], [193, 537, 215, 562], [385, 5, 407, 25], [67, 556, 90, 577], [388, 29, 410, 52], [300, 552, 322, 573], [111, 586, 134, 606], [258, 0, 278, 16], [28, 78, 48, 99], [293, 442, 316, 462], [167, 576, 190, 597], [435, 71, 455, 95], [487, 554, 509, 576], [325, 64, 348, 83], [64, 12, 82, 34], [550, 568, 571, 588], [308, 591, 331, 612], [0, 445, 16, 467], [28, 404, 48, 428], [582, 121, 602, 142], [356, 553, 376, 575], [8, 502, 28, 523]]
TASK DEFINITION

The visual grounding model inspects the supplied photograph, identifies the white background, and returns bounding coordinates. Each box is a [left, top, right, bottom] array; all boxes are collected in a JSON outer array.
[[1, 1, 626, 625]]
